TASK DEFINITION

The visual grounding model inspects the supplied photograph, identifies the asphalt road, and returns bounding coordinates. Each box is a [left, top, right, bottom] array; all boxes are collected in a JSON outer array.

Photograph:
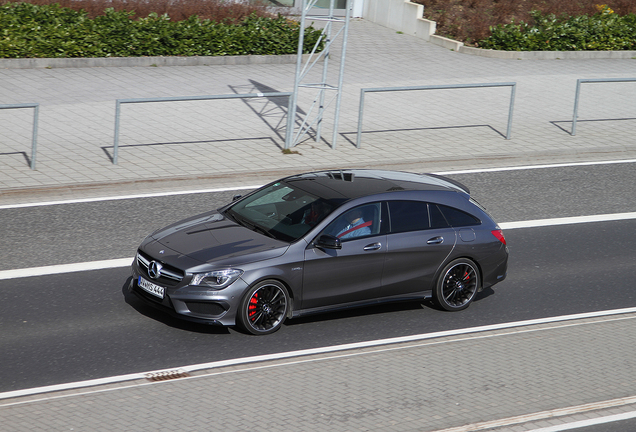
[[1, 162, 635, 394], [577, 417, 636, 432]]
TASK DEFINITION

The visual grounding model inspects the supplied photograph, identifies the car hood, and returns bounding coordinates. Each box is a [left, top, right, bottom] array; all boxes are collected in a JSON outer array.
[[147, 211, 289, 266]]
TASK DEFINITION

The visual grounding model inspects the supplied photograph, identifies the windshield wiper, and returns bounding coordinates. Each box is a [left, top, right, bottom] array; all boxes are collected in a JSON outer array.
[[251, 225, 277, 239], [228, 211, 278, 240]]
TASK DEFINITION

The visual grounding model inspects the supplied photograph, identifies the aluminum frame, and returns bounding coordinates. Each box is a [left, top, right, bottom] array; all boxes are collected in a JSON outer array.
[[571, 78, 636, 136], [0, 103, 39, 170], [288, 0, 352, 150], [113, 92, 293, 165], [355, 83, 517, 148]]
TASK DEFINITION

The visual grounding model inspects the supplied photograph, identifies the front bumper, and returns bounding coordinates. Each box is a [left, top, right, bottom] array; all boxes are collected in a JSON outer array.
[[130, 261, 247, 326]]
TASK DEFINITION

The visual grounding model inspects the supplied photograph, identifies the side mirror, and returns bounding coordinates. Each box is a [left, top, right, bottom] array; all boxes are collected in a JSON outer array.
[[232, 194, 243, 201], [316, 234, 341, 250]]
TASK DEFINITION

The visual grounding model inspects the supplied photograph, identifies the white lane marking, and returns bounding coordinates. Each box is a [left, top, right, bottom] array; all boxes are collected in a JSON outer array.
[[434, 158, 636, 175], [434, 398, 636, 432], [499, 212, 636, 230], [1, 211, 635, 281], [1, 307, 636, 403], [523, 411, 636, 432], [1, 159, 634, 210], [0, 258, 133, 280], [0, 185, 261, 210]]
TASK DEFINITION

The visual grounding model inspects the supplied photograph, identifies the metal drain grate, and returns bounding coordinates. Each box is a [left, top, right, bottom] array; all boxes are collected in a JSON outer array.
[[145, 369, 191, 382]]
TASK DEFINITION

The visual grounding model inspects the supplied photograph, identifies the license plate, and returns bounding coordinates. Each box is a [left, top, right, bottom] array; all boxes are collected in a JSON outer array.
[[138, 276, 165, 299]]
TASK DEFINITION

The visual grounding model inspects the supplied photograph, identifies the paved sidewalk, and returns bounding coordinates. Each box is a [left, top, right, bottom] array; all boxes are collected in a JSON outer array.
[[1, 19, 635, 206], [2, 312, 636, 431]]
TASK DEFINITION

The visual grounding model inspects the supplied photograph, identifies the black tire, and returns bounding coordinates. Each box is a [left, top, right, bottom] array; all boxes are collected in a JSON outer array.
[[237, 280, 289, 335], [434, 258, 479, 311]]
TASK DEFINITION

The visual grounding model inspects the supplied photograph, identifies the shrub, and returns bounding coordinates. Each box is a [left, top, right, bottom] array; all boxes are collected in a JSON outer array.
[[0, 2, 324, 58], [479, 7, 636, 50], [415, 0, 636, 47], [0, 0, 272, 22]]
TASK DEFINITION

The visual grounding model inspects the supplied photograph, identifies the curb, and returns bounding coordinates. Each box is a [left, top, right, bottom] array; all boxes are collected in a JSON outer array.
[[0, 53, 314, 69], [424, 19, 636, 60], [458, 45, 636, 60]]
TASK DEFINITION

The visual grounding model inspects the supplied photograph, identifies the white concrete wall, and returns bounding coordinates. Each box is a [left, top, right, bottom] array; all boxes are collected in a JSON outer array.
[[293, 0, 364, 18], [363, 0, 463, 50]]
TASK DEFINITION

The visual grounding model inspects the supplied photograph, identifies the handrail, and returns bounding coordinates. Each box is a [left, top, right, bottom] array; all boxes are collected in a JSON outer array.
[[113, 92, 294, 164], [356, 82, 516, 148], [0, 103, 39, 169], [571, 78, 636, 136]]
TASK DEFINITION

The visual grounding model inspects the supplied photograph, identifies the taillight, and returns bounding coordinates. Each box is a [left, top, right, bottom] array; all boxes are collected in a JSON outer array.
[[491, 229, 507, 245]]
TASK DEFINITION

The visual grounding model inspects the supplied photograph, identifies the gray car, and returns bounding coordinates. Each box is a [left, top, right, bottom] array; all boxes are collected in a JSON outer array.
[[130, 169, 508, 335]]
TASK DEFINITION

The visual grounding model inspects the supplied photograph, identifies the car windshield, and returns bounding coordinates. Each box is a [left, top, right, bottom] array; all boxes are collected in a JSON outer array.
[[224, 181, 335, 242]]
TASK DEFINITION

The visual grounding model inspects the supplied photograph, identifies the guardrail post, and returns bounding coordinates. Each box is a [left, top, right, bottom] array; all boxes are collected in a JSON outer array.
[[285, 94, 294, 150], [356, 89, 366, 148], [506, 83, 516, 140], [30, 104, 39, 169], [0, 103, 39, 169], [571, 79, 582, 136], [113, 100, 121, 165]]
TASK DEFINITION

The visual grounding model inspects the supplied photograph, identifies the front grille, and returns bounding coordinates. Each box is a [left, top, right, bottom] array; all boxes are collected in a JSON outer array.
[[137, 250, 184, 286], [185, 301, 226, 317]]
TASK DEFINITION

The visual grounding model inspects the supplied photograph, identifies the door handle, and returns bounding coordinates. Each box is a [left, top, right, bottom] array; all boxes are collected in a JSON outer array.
[[427, 236, 444, 245], [363, 242, 382, 251]]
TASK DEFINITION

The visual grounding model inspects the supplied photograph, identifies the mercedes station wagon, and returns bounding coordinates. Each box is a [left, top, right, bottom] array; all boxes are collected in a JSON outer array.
[[130, 170, 508, 335]]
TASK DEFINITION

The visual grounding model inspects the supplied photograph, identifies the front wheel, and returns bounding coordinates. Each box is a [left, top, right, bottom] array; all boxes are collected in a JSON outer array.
[[237, 280, 289, 335], [434, 258, 479, 311]]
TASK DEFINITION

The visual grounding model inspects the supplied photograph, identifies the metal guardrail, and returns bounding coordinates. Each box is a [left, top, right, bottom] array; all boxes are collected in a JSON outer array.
[[571, 78, 636, 136], [113, 92, 294, 164], [356, 82, 517, 148], [0, 103, 39, 170]]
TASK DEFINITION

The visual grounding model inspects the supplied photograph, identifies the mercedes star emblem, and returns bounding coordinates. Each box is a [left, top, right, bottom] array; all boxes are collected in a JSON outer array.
[[148, 261, 163, 279]]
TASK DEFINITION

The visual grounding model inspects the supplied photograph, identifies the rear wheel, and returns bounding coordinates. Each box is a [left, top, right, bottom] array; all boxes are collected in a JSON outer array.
[[237, 280, 289, 335], [434, 258, 479, 311]]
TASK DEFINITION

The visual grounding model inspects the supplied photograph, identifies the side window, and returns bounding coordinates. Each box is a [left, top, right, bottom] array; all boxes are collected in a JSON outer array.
[[324, 203, 381, 240], [437, 204, 481, 227], [388, 201, 430, 233], [429, 204, 450, 229]]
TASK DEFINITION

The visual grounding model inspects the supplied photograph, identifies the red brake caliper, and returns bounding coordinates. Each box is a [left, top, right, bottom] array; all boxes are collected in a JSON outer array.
[[248, 293, 258, 318]]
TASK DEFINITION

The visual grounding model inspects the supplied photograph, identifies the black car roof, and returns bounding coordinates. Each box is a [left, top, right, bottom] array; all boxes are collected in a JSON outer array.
[[283, 169, 469, 201]]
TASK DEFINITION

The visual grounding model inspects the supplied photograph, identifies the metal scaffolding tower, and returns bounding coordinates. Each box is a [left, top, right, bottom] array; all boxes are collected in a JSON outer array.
[[285, 0, 352, 150]]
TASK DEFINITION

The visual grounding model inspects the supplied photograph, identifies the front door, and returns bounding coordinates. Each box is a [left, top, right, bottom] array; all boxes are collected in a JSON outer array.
[[302, 234, 387, 310], [301, 202, 385, 310]]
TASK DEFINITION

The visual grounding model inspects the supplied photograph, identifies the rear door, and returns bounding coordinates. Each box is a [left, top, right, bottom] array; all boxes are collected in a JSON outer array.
[[381, 201, 456, 297]]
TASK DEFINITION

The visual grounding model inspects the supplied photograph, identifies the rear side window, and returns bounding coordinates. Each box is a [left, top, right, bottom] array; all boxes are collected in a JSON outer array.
[[437, 204, 481, 227], [388, 201, 430, 233], [429, 204, 450, 229]]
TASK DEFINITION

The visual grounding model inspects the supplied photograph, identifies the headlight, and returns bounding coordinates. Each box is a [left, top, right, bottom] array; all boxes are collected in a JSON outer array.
[[190, 269, 243, 289]]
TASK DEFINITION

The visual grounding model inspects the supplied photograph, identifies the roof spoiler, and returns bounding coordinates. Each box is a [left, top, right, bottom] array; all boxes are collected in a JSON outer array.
[[423, 173, 470, 195]]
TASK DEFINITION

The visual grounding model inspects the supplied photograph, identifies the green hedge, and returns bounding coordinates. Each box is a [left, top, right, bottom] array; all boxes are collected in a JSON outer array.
[[479, 7, 636, 51], [0, 2, 324, 58]]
